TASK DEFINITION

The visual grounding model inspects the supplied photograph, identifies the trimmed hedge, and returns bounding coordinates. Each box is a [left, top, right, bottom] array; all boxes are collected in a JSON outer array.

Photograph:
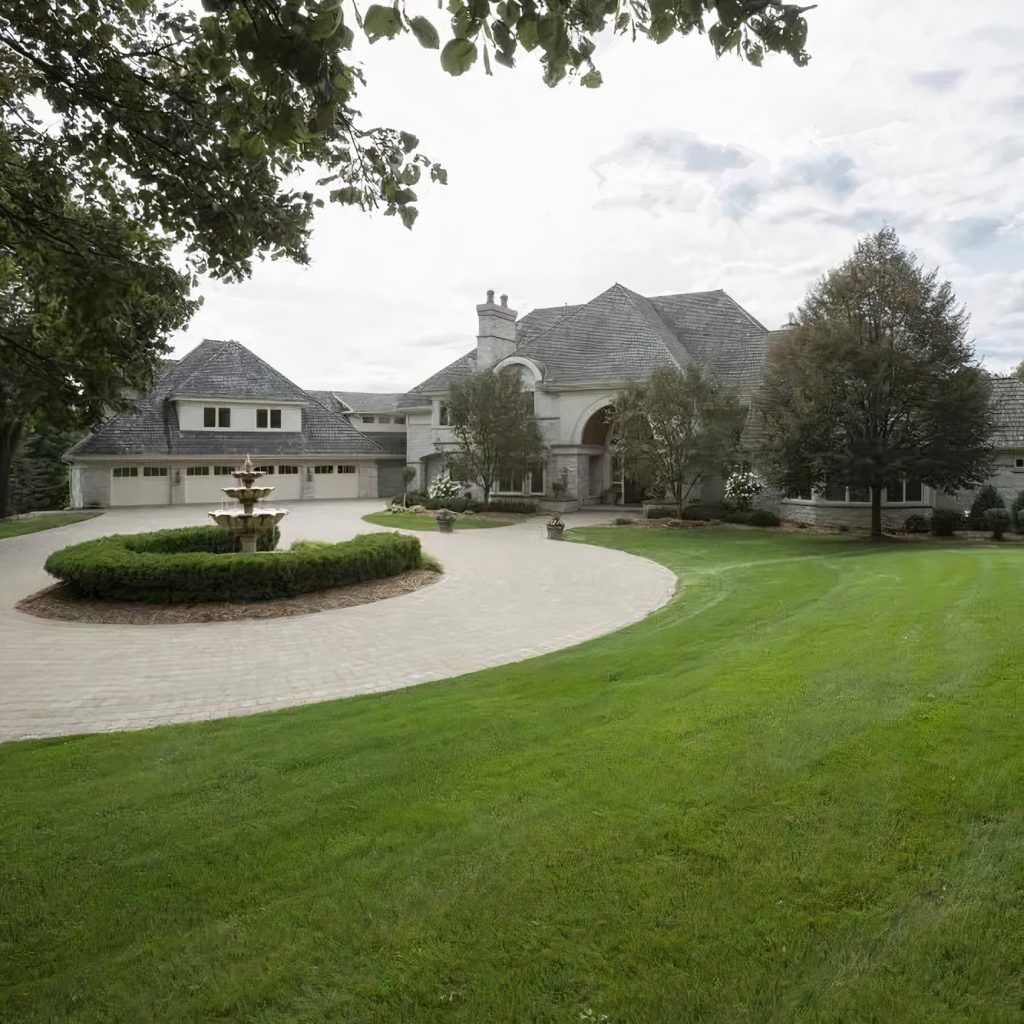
[[930, 508, 963, 537], [45, 526, 423, 603]]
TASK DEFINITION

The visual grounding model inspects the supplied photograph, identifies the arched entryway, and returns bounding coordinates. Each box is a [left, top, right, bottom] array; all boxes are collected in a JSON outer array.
[[578, 405, 646, 505]]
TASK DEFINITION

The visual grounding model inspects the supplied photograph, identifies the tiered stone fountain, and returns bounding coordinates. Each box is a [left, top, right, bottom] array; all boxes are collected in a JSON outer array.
[[208, 455, 288, 552]]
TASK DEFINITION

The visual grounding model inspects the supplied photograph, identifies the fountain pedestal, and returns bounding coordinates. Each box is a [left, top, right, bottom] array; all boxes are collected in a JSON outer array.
[[208, 455, 288, 551]]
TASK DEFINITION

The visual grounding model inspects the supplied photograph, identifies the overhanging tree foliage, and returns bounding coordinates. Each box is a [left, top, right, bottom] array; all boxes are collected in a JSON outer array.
[[444, 368, 546, 504], [759, 228, 994, 538], [611, 364, 747, 516]]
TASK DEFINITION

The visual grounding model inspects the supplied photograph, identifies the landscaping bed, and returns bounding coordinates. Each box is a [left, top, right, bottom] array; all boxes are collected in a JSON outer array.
[[18, 568, 439, 624], [363, 509, 516, 531], [43, 525, 427, 603]]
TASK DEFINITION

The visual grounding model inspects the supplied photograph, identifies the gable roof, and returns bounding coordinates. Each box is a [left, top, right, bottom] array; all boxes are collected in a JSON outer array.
[[398, 350, 479, 407], [69, 340, 386, 459]]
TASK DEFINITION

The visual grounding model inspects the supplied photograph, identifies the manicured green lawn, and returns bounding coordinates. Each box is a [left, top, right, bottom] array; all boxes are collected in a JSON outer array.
[[362, 510, 515, 530], [0, 511, 100, 540], [2, 528, 1022, 1022]]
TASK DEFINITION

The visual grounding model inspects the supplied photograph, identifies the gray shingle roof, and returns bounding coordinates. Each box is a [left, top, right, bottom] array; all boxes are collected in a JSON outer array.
[[990, 377, 1024, 447], [398, 350, 479, 407], [361, 431, 408, 455], [331, 391, 406, 414], [168, 339, 311, 402], [401, 285, 771, 400], [68, 340, 386, 459]]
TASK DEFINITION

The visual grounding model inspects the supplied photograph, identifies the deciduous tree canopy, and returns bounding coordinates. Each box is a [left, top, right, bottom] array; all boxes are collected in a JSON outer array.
[[444, 368, 546, 504], [611, 364, 747, 516], [759, 228, 994, 537]]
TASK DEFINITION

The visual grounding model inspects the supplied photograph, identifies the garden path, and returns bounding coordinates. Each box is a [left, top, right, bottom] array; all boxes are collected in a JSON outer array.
[[0, 501, 674, 741]]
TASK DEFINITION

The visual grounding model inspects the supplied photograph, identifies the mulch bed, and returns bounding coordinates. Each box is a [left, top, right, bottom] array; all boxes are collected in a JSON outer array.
[[17, 569, 441, 625]]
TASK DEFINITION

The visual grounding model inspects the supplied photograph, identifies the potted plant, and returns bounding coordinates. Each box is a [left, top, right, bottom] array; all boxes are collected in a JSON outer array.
[[436, 508, 455, 534]]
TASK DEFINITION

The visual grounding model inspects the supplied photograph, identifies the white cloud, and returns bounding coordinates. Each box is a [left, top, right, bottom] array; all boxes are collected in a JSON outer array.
[[172, 0, 1024, 388]]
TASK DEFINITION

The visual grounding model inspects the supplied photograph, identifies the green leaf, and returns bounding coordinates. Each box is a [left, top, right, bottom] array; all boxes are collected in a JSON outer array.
[[483, 43, 493, 76], [580, 68, 602, 88], [440, 38, 478, 76], [518, 16, 538, 50], [363, 4, 402, 42], [400, 206, 419, 230], [399, 131, 419, 153], [408, 16, 440, 49]]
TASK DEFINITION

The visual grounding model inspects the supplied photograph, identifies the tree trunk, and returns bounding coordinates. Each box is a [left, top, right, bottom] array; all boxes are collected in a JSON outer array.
[[870, 485, 882, 539], [483, 483, 490, 506], [0, 418, 25, 518]]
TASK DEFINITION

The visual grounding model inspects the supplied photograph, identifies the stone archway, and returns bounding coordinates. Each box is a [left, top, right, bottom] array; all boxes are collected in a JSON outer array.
[[579, 405, 646, 505]]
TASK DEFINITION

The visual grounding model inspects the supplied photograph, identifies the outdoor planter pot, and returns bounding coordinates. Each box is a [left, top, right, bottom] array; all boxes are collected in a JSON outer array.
[[436, 509, 455, 534], [546, 517, 565, 540]]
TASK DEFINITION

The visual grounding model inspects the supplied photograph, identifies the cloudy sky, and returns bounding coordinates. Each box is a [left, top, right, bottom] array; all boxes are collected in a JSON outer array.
[[172, 0, 1024, 392]]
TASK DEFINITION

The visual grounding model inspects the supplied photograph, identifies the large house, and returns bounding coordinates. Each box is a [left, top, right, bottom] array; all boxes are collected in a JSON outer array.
[[68, 284, 1024, 528]]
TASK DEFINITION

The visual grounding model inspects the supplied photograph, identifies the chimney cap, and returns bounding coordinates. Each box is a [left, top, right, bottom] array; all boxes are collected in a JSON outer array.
[[486, 289, 495, 303], [500, 293, 508, 307]]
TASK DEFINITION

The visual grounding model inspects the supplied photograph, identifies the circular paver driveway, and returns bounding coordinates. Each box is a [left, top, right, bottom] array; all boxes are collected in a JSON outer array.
[[0, 501, 675, 742]]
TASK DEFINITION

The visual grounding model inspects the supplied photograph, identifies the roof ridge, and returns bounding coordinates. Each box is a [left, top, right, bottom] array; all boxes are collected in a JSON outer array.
[[614, 284, 694, 370]]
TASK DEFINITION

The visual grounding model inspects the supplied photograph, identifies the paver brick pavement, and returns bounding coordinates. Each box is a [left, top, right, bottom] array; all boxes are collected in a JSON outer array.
[[0, 501, 675, 741]]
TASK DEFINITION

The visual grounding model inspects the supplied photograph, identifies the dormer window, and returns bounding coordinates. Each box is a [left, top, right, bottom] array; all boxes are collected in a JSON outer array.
[[438, 403, 450, 426], [204, 407, 230, 428], [257, 408, 282, 429]]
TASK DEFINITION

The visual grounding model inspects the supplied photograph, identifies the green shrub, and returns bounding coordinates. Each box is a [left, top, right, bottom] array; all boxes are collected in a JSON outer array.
[[985, 507, 1012, 540], [969, 484, 1005, 529], [475, 499, 538, 514], [930, 508, 963, 536], [45, 527, 422, 603], [1011, 491, 1024, 532], [681, 503, 731, 521], [902, 514, 930, 534], [423, 496, 470, 512], [122, 524, 279, 555], [611, 517, 636, 526], [747, 509, 781, 527], [389, 492, 428, 507]]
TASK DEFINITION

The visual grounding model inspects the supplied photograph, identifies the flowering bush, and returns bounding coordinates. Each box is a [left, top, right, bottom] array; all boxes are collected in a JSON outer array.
[[724, 469, 763, 510], [427, 472, 461, 500]]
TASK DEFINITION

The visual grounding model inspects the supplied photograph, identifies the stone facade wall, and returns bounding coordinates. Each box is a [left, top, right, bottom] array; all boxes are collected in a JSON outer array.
[[779, 500, 932, 532]]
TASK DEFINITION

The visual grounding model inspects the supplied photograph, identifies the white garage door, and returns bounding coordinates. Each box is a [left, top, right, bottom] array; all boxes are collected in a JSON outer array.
[[185, 466, 235, 505], [111, 466, 171, 506], [271, 465, 302, 500], [312, 464, 360, 499]]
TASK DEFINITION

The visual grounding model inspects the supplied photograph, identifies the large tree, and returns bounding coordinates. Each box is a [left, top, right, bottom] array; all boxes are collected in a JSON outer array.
[[759, 228, 994, 538], [611, 364, 747, 516], [444, 368, 546, 504]]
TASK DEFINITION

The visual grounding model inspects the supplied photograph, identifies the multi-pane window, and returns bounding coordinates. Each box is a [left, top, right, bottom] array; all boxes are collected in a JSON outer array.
[[394, 415, 406, 425], [885, 477, 922, 503], [376, 415, 391, 424], [278, 465, 299, 475], [142, 466, 168, 477], [497, 462, 545, 495], [438, 403, 450, 426], [254, 465, 275, 475], [203, 407, 230, 427], [213, 465, 234, 476], [112, 467, 138, 478], [337, 465, 356, 474], [362, 415, 375, 424], [314, 465, 334, 474], [255, 408, 282, 429], [186, 466, 210, 476], [1015, 457, 1024, 469]]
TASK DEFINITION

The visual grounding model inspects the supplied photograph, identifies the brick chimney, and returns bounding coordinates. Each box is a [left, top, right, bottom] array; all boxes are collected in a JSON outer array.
[[475, 289, 517, 369]]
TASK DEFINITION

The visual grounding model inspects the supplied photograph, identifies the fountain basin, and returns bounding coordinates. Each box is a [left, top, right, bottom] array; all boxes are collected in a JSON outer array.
[[220, 486, 276, 502], [208, 509, 288, 533]]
